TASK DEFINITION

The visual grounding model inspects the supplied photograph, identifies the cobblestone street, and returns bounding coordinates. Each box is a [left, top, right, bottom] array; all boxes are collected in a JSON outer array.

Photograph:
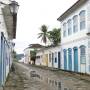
[[4, 62, 90, 90]]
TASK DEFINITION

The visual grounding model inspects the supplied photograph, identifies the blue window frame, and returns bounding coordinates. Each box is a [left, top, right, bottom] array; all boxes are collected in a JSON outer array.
[[73, 15, 78, 33], [79, 10, 86, 30], [80, 45, 86, 64], [67, 19, 72, 35], [63, 49, 67, 70]]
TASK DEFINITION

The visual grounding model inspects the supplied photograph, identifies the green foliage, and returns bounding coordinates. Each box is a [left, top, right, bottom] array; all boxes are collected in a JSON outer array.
[[38, 25, 49, 45], [38, 25, 61, 46], [48, 28, 61, 46], [30, 50, 36, 61]]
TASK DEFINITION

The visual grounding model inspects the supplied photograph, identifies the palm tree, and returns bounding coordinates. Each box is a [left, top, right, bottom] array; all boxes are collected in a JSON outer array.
[[38, 25, 48, 45]]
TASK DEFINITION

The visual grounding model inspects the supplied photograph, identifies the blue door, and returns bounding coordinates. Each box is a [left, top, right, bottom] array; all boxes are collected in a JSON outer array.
[[52, 53, 54, 67], [58, 52, 61, 68], [1, 32, 7, 85], [1, 32, 6, 85], [74, 47, 78, 72], [0, 33, 2, 86], [63, 49, 67, 70], [68, 48, 72, 71], [0, 32, 9, 86]]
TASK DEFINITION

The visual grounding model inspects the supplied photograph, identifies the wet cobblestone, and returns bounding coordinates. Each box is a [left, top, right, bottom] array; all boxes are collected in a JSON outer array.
[[3, 62, 90, 90]]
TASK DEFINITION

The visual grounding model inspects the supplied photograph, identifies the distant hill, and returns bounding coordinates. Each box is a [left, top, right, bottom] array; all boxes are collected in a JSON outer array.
[[16, 54, 24, 60]]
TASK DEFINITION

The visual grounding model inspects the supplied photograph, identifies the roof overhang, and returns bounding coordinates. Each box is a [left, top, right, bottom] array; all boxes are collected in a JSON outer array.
[[57, 0, 87, 22], [2, 5, 17, 39]]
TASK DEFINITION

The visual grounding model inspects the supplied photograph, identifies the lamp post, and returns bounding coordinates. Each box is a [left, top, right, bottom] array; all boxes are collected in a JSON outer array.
[[9, 1, 19, 38], [9, 1, 19, 15], [0, 1, 19, 15]]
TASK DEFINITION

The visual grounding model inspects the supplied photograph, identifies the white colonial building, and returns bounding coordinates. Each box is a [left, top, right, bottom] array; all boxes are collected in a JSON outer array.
[[35, 45, 61, 68], [0, 0, 19, 88], [57, 0, 90, 74], [24, 44, 44, 64], [24, 47, 31, 64]]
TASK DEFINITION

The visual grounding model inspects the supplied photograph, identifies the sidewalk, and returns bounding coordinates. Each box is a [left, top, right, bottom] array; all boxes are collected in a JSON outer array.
[[3, 65, 24, 90]]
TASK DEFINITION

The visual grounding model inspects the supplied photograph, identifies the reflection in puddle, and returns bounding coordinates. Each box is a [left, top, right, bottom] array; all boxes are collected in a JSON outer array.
[[30, 71, 90, 90]]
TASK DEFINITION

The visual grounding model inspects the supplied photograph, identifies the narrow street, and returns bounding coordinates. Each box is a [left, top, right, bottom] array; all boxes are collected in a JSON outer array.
[[4, 62, 90, 90]]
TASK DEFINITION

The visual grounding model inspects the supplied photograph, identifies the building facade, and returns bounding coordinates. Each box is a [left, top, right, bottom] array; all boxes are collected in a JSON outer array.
[[24, 44, 44, 64], [35, 0, 90, 74], [58, 0, 90, 74], [0, 0, 19, 88], [35, 45, 61, 68], [24, 47, 31, 64]]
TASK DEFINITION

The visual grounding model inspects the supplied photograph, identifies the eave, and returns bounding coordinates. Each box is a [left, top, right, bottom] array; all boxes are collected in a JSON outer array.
[[57, 0, 87, 22], [2, 5, 17, 39]]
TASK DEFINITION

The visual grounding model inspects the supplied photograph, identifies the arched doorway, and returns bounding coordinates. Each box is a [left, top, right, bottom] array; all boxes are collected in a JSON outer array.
[[68, 48, 72, 71], [73, 47, 78, 72]]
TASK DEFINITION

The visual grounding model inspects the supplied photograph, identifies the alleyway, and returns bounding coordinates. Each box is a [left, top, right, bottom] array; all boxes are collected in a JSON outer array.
[[4, 62, 90, 90]]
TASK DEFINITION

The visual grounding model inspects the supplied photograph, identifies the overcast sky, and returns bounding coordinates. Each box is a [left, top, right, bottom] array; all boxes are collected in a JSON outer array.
[[14, 0, 78, 54]]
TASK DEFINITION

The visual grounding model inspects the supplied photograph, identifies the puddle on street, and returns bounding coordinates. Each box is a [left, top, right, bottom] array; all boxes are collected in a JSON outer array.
[[30, 70, 90, 90]]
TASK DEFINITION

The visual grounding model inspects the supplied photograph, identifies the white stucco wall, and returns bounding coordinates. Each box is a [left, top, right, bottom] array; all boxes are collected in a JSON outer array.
[[61, 2, 87, 45], [47, 46, 61, 68], [60, 0, 90, 74], [61, 38, 88, 73], [35, 51, 43, 65], [0, 0, 11, 84], [0, 6, 8, 39], [24, 48, 31, 64], [35, 45, 61, 68]]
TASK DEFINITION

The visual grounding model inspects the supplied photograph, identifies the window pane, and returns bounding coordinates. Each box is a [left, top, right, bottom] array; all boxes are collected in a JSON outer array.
[[73, 15, 78, 33], [63, 23, 67, 37], [79, 10, 86, 30], [80, 46, 86, 64], [80, 56, 86, 64], [68, 19, 72, 35], [80, 21, 85, 30]]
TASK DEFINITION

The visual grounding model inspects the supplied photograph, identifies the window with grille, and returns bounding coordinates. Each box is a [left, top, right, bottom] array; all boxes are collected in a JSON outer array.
[[80, 45, 86, 64], [73, 15, 78, 33], [79, 10, 86, 30], [63, 23, 67, 37], [67, 19, 72, 35]]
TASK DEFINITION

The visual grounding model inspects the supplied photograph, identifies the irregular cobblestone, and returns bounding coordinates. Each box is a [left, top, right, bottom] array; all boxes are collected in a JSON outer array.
[[3, 62, 90, 90]]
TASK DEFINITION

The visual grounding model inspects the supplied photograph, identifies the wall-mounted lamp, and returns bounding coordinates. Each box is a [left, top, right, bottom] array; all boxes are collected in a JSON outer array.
[[0, 1, 19, 15]]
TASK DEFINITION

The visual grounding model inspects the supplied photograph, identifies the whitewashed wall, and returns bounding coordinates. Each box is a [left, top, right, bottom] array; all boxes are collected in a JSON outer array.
[[24, 48, 31, 64], [60, 0, 90, 74], [0, 0, 11, 84], [0, 7, 8, 39], [47, 46, 61, 68], [61, 38, 88, 73], [35, 51, 43, 65], [61, 3, 87, 45]]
